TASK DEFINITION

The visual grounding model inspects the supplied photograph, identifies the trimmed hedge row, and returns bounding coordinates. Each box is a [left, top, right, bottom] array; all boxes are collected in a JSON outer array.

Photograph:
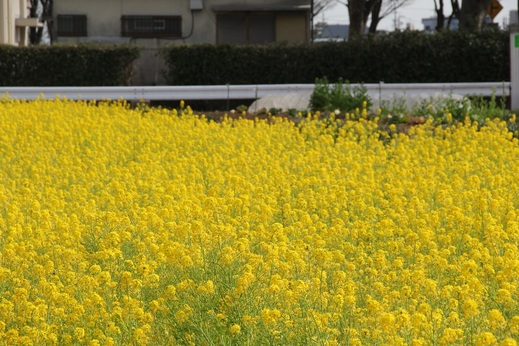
[[0, 44, 141, 86], [162, 30, 509, 85]]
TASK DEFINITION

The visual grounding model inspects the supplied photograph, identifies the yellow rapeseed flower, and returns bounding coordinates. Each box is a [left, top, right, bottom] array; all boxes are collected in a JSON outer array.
[[1, 99, 519, 344]]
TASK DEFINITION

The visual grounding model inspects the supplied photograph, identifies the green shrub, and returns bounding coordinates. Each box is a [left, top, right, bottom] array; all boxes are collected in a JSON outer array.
[[378, 95, 410, 123], [161, 31, 509, 85], [0, 44, 141, 86], [309, 77, 372, 113], [470, 92, 510, 124]]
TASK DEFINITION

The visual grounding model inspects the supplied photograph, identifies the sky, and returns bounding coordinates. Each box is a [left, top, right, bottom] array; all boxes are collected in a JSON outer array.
[[321, 0, 517, 31]]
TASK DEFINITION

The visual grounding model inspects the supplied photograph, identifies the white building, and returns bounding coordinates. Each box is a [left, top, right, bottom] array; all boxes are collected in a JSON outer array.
[[0, 0, 42, 46], [52, 0, 311, 85], [422, 17, 459, 33]]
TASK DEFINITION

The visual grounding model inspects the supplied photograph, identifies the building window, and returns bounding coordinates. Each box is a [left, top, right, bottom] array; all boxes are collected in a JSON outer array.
[[57, 15, 87, 37], [217, 13, 275, 44], [121, 16, 181, 38]]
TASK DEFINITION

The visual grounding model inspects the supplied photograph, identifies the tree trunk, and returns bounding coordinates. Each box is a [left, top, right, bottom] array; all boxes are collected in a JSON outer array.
[[434, 0, 445, 31], [44, 0, 54, 43], [348, 0, 367, 38], [368, 0, 382, 33], [29, 0, 42, 45], [450, 0, 461, 17], [446, 0, 461, 30], [460, 0, 492, 31]]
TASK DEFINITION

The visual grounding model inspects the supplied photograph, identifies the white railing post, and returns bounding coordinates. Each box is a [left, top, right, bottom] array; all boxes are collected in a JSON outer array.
[[378, 81, 384, 108]]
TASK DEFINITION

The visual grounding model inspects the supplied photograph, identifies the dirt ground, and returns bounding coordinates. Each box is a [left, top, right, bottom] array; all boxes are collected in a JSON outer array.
[[195, 110, 424, 135]]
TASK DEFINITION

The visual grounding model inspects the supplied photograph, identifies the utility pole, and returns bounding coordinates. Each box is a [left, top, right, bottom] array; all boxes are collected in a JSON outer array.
[[311, 0, 314, 42], [393, 9, 399, 30]]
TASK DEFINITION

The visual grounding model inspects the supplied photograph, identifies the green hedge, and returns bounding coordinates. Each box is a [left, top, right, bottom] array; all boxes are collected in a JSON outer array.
[[0, 44, 141, 86], [162, 30, 509, 85]]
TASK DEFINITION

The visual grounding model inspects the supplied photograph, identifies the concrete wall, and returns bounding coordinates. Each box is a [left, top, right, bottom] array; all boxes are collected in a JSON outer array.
[[54, 0, 213, 42], [54, 0, 215, 85]]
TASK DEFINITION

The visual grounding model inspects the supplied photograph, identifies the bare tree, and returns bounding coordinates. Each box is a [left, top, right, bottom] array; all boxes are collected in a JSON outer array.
[[434, 0, 446, 31], [338, 0, 413, 38], [459, 0, 492, 31], [369, 0, 414, 33], [340, 0, 379, 37], [434, 0, 462, 31], [313, 0, 338, 17], [446, 0, 461, 30], [369, 1, 384, 32], [311, 0, 338, 40]]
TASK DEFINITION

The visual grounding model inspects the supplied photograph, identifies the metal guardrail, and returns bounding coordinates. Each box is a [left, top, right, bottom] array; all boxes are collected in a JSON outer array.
[[0, 82, 510, 102]]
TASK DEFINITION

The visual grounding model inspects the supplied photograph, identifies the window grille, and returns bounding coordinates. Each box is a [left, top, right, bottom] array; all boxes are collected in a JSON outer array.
[[121, 16, 181, 38]]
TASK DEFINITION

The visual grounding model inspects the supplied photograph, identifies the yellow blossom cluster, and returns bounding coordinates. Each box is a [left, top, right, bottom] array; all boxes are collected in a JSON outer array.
[[0, 98, 518, 345]]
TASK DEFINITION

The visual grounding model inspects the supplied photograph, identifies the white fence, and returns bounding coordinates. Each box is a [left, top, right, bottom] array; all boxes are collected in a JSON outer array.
[[0, 82, 510, 104]]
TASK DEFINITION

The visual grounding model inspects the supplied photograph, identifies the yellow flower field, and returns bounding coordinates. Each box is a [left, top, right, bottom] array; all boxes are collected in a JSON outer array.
[[0, 98, 518, 345]]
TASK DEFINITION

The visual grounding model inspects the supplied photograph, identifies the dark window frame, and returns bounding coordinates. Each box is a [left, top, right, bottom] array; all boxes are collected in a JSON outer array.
[[121, 15, 182, 38], [57, 14, 87, 37]]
